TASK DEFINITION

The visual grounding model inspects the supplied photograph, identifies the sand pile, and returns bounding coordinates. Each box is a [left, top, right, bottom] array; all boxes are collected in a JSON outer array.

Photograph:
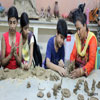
[[0, 66, 61, 80]]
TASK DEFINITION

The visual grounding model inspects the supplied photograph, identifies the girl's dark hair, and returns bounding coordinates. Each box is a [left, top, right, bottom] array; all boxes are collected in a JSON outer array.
[[20, 12, 29, 28], [57, 19, 68, 37], [75, 13, 88, 31], [8, 6, 18, 21]]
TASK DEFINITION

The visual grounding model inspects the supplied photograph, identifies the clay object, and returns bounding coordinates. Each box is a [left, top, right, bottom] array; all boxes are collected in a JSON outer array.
[[50, 73, 60, 81], [73, 79, 84, 94], [84, 80, 97, 96], [77, 79, 84, 84], [65, 60, 75, 77], [88, 80, 97, 96], [40, 8, 45, 18], [54, 1, 59, 18], [37, 91, 44, 98], [77, 94, 84, 100], [38, 83, 45, 91], [68, 61, 75, 74], [57, 78, 62, 90], [89, 97, 99, 100], [52, 79, 62, 97], [84, 80, 89, 93], [47, 6, 51, 18], [96, 81, 100, 88], [73, 84, 80, 94], [27, 82, 31, 88], [52, 84, 58, 96], [4, 68, 9, 72], [61, 88, 71, 98], [47, 92, 51, 98], [91, 79, 96, 93], [46, 6, 51, 22], [87, 80, 96, 96]]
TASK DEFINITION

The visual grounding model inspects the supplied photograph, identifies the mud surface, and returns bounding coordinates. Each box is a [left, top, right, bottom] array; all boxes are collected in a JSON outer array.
[[0, 67, 60, 81]]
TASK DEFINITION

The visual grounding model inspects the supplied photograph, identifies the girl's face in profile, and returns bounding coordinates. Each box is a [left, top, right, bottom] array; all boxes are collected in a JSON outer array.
[[8, 17, 18, 34], [22, 24, 29, 38]]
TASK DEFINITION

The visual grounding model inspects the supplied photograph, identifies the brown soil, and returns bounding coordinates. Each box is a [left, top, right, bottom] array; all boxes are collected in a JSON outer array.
[[0, 67, 60, 81]]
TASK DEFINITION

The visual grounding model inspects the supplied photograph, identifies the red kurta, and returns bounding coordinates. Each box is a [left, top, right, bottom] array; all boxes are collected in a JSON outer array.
[[70, 32, 97, 75]]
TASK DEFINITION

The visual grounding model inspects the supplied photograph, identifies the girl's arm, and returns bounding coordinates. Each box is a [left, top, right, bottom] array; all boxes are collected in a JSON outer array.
[[28, 42, 34, 68]]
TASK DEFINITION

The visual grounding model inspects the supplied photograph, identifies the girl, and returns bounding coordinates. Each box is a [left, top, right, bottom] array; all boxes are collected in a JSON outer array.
[[20, 12, 34, 70]]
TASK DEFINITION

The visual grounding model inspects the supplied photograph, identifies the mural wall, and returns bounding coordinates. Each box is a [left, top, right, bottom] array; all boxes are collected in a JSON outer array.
[[0, 0, 100, 16]]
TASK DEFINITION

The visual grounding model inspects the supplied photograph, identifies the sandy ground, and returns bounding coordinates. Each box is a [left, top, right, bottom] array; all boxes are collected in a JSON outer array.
[[0, 66, 61, 81]]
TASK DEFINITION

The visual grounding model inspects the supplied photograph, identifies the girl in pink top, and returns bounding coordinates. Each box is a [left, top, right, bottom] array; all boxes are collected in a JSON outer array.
[[1, 6, 22, 69]]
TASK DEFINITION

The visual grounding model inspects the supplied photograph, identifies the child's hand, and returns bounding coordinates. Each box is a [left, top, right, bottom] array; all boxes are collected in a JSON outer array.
[[23, 63, 29, 70], [57, 67, 66, 76], [58, 59, 64, 67], [12, 43, 19, 57], [10, 42, 15, 57], [13, 45, 19, 57]]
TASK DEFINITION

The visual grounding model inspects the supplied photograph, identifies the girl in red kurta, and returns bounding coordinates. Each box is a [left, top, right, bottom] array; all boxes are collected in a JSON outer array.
[[70, 13, 97, 78], [1, 6, 22, 69]]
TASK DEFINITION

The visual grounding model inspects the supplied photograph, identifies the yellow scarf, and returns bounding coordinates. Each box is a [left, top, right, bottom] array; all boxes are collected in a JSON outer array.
[[75, 31, 97, 69]]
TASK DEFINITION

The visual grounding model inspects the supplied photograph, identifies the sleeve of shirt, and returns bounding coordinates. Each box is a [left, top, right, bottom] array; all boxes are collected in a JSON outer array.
[[46, 39, 52, 61], [83, 36, 97, 75], [30, 36, 34, 45], [70, 42, 77, 61]]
